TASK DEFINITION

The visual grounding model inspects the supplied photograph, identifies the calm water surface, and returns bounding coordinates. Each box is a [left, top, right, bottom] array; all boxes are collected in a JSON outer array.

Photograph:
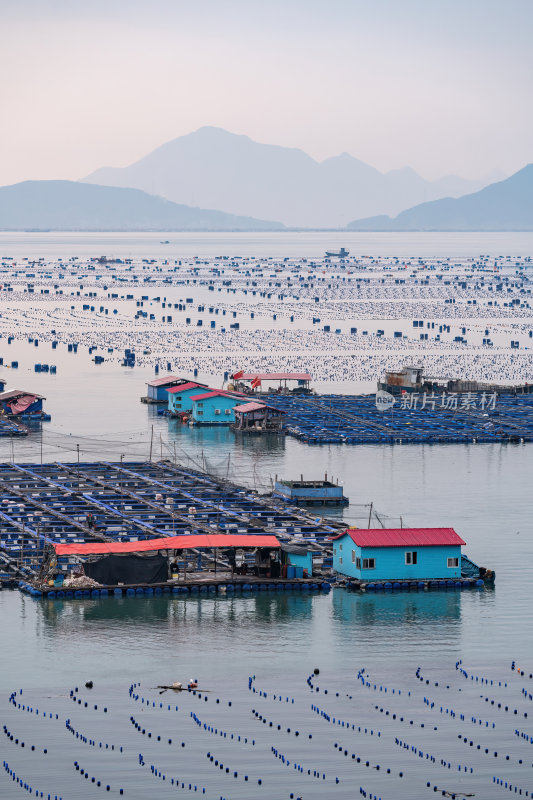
[[1, 232, 532, 798]]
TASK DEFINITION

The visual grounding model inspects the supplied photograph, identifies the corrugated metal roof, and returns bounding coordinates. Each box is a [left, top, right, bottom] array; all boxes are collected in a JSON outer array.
[[0, 390, 45, 401], [53, 533, 281, 556], [146, 375, 182, 387], [240, 373, 312, 381], [233, 401, 267, 413], [233, 401, 286, 413], [334, 528, 466, 548], [166, 382, 204, 394], [191, 389, 246, 401]]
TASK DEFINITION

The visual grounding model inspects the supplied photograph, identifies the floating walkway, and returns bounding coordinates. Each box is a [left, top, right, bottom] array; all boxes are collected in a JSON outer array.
[[344, 576, 486, 592], [266, 393, 533, 444], [18, 574, 331, 599]]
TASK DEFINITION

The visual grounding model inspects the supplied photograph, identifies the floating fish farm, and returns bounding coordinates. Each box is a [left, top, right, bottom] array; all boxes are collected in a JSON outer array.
[[266, 393, 533, 444], [0, 460, 344, 592]]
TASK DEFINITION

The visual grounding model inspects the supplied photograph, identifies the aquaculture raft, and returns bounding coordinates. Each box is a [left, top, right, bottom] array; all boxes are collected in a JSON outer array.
[[0, 459, 344, 589], [266, 392, 533, 445]]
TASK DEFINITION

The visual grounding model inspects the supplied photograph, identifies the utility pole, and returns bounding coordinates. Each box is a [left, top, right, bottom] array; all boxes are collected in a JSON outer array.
[[367, 502, 373, 528], [149, 425, 154, 462], [120, 454, 125, 533]]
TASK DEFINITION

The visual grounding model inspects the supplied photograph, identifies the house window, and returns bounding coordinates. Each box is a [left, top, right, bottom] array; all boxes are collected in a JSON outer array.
[[362, 558, 375, 570], [356, 557, 361, 569], [214, 409, 221, 415], [339, 556, 343, 565], [197, 402, 203, 407], [333, 547, 336, 556], [175, 396, 181, 401], [197, 410, 203, 416], [339, 543, 343, 551], [351, 550, 356, 563], [447, 557, 459, 568], [225, 408, 231, 415], [405, 551, 418, 565]]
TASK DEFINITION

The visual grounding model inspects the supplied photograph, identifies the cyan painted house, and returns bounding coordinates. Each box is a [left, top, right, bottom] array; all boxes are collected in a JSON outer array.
[[280, 543, 313, 577], [332, 528, 466, 581], [190, 390, 249, 425], [166, 381, 207, 415]]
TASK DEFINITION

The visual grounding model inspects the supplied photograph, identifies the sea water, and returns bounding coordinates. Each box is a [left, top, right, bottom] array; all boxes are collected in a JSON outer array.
[[1, 232, 533, 798]]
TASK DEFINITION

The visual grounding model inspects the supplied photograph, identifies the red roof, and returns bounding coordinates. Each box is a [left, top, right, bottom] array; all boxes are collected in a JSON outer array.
[[334, 528, 465, 548], [166, 382, 204, 394], [233, 401, 267, 413], [190, 389, 246, 401], [233, 401, 285, 413], [53, 533, 281, 556], [146, 375, 182, 387], [240, 373, 311, 381]]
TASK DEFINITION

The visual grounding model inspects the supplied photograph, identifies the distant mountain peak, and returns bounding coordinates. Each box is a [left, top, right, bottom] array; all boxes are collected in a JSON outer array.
[[347, 163, 533, 231], [82, 127, 500, 228]]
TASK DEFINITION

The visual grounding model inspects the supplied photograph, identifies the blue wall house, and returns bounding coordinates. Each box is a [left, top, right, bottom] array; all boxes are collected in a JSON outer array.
[[280, 543, 313, 577], [332, 528, 466, 581], [166, 381, 208, 415], [190, 390, 249, 425], [146, 375, 187, 403]]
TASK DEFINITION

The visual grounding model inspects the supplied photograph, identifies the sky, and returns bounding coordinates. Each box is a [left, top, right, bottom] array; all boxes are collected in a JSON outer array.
[[1, 0, 532, 186]]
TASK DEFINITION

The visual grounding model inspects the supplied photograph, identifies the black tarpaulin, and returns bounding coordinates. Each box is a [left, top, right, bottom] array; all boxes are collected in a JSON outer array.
[[84, 553, 168, 585]]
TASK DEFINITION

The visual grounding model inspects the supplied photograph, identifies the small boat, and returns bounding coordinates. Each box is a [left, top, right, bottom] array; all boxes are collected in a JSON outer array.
[[325, 248, 349, 258]]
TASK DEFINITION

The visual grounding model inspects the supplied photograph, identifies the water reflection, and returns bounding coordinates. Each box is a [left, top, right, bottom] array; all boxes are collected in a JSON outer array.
[[332, 587, 462, 627], [36, 591, 318, 638]]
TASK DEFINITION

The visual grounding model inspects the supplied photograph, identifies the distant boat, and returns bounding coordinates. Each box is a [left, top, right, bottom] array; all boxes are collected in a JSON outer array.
[[325, 247, 349, 258], [160, 240, 170, 244]]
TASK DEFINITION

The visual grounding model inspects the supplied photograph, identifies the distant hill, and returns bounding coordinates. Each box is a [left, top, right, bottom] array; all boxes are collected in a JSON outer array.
[[347, 165, 533, 231], [0, 180, 284, 231], [82, 126, 493, 228]]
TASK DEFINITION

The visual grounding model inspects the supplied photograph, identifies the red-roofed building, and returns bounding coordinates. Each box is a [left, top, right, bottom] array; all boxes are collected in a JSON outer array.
[[332, 527, 466, 582], [235, 373, 312, 394], [232, 401, 285, 433], [189, 389, 249, 425], [165, 381, 208, 415], [145, 375, 189, 403]]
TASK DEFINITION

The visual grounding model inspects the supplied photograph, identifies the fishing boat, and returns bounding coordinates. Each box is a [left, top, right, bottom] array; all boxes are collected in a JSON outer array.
[[325, 247, 349, 258]]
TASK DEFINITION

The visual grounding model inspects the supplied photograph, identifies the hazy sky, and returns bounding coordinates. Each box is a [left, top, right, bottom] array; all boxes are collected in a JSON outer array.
[[1, 0, 532, 185]]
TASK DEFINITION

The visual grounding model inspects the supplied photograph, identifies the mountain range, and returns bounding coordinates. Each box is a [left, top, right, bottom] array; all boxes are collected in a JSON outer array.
[[82, 126, 495, 229], [0, 180, 284, 231], [347, 165, 533, 231]]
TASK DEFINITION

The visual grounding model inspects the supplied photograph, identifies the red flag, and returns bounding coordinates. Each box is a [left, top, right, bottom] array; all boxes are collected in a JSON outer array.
[[232, 370, 244, 380], [251, 377, 261, 389]]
